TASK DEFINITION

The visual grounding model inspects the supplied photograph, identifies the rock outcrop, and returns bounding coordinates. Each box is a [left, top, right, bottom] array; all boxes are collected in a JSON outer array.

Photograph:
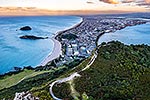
[[20, 26, 32, 31], [19, 35, 48, 40]]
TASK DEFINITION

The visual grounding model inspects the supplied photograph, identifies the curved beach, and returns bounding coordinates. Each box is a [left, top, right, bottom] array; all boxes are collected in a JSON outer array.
[[40, 38, 62, 66], [40, 17, 83, 66]]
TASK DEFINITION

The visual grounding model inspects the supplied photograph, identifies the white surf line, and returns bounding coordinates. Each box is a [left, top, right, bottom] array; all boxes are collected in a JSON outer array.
[[40, 38, 62, 66]]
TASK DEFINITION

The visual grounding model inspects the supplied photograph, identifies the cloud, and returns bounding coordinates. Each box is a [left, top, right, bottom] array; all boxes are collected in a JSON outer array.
[[98, 0, 150, 7], [119, 0, 150, 7], [87, 1, 94, 4], [145, 0, 150, 3], [141, 0, 150, 6], [99, 0, 119, 4], [121, 0, 135, 3]]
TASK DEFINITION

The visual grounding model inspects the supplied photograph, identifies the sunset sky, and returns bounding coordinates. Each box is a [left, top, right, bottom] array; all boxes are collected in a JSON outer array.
[[0, 0, 150, 15]]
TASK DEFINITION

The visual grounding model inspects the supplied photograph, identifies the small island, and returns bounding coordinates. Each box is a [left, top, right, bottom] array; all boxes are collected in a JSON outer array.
[[19, 35, 48, 40], [20, 26, 32, 31]]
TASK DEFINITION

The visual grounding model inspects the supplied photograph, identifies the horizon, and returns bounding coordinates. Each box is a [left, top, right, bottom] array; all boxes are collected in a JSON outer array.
[[0, 7, 150, 16], [0, 0, 150, 16]]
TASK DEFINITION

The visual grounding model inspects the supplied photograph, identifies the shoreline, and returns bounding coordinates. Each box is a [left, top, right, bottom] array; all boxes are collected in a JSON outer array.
[[0, 15, 149, 75], [54, 17, 83, 39], [39, 17, 150, 66], [41, 16, 148, 66], [40, 38, 62, 66], [0, 16, 83, 75], [40, 17, 83, 66]]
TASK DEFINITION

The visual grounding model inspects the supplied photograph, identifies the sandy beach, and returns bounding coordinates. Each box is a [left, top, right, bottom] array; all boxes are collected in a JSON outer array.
[[40, 38, 62, 66], [40, 17, 83, 66]]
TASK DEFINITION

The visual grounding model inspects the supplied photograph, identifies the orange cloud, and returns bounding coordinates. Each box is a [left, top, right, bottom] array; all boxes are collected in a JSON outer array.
[[145, 0, 150, 3], [122, 0, 135, 3], [99, 0, 119, 4]]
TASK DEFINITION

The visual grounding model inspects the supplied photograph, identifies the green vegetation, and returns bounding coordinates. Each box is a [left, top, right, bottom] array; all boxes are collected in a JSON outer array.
[[1, 41, 150, 100], [0, 69, 34, 90], [61, 33, 78, 40], [0, 65, 67, 99], [0, 58, 83, 99], [53, 82, 73, 99], [74, 41, 150, 100], [52, 41, 150, 100]]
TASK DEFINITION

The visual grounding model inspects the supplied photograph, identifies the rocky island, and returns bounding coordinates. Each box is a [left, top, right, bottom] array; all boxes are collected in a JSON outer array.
[[19, 35, 48, 40], [20, 26, 32, 31]]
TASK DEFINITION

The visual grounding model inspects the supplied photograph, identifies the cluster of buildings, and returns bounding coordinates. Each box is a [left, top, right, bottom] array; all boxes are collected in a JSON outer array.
[[55, 16, 147, 65]]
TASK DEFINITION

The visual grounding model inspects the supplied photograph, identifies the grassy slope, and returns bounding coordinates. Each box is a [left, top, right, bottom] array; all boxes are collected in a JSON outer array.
[[0, 69, 34, 90], [0, 64, 80, 99]]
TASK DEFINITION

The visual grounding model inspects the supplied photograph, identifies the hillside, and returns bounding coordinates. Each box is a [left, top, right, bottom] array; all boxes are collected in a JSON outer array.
[[53, 41, 150, 100], [0, 41, 150, 100]]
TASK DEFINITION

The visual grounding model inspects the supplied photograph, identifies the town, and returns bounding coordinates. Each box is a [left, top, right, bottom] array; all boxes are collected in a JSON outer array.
[[54, 16, 147, 66]]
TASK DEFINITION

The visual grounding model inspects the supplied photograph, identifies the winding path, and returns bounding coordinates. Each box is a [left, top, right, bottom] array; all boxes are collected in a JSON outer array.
[[49, 49, 98, 100]]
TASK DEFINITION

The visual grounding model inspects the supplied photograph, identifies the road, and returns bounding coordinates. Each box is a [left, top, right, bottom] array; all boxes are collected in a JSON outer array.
[[49, 49, 98, 100]]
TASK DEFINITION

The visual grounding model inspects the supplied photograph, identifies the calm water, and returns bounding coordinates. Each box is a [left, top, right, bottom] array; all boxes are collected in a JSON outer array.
[[98, 23, 150, 45], [0, 16, 81, 74]]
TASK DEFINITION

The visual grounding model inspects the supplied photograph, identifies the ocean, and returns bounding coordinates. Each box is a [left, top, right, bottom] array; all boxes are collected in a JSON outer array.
[[0, 16, 81, 74], [98, 22, 150, 45]]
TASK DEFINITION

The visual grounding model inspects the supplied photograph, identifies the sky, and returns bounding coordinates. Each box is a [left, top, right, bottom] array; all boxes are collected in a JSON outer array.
[[0, 0, 150, 12]]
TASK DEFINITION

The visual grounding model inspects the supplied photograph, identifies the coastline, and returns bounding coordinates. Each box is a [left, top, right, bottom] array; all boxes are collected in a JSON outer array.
[[40, 17, 83, 66], [0, 15, 148, 75], [38, 16, 150, 66], [54, 17, 83, 39], [0, 16, 83, 75], [41, 16, 148, 67], [40, 38, 62, 66]]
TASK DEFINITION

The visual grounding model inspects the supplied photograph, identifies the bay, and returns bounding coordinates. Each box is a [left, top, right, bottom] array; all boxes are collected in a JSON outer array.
[[0, 16, 81, 74]]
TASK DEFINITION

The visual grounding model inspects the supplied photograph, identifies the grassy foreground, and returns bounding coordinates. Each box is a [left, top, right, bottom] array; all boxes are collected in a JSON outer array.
[[0, 69, 34, 90]]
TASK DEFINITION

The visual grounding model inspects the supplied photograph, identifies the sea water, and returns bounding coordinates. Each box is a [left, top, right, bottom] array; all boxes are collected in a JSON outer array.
[[98, 23, 150, 45], [0, 16, 81, 74]]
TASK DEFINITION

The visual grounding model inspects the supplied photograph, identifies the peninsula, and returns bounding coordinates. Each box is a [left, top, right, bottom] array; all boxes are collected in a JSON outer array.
[[0, 14, 150, 100], [43, 15, 148, 67]]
